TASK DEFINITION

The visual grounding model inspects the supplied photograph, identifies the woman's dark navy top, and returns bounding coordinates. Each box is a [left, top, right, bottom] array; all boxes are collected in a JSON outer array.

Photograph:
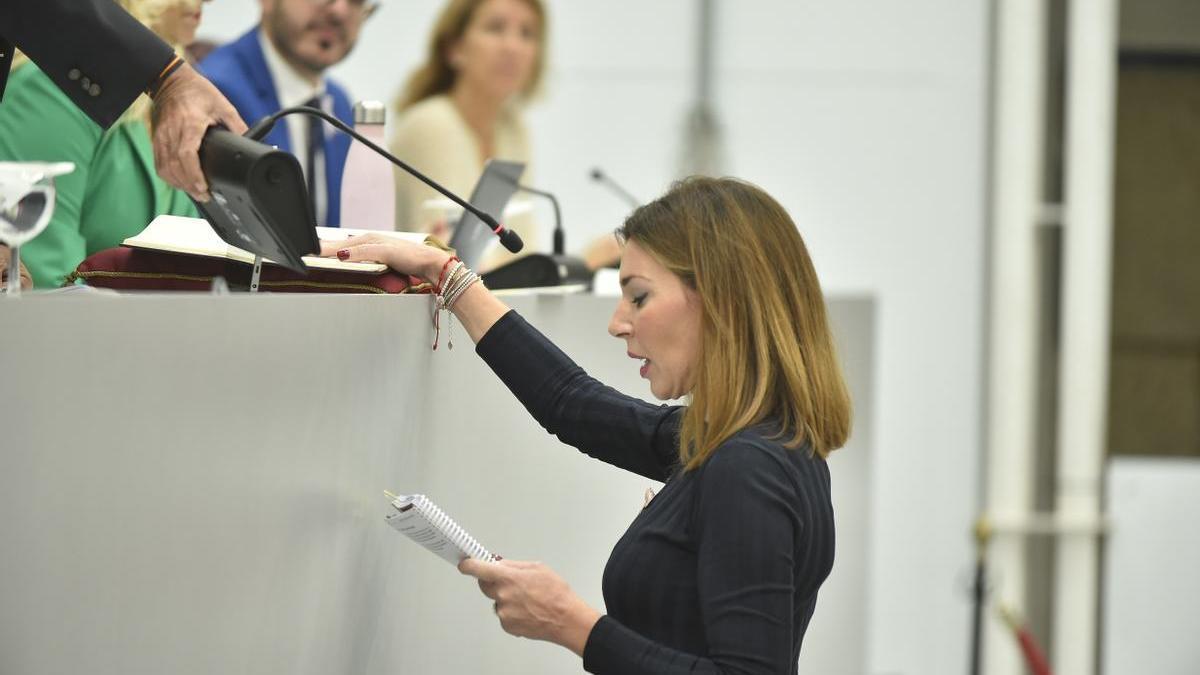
[[476, 311, 835, 675]]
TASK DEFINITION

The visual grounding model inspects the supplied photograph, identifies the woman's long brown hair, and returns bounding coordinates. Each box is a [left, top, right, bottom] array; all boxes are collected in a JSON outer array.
[[619, 176, 852, 469]]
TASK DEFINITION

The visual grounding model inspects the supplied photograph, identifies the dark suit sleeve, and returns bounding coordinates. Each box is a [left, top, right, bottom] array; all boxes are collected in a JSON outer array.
[[0, 38, 12, 102], [0, 0, 175, 129]]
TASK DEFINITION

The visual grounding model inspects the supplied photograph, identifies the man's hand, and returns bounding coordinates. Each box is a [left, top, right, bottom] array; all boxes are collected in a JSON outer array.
[[150, 63, 247, 201], [0, 244, 34, 290]]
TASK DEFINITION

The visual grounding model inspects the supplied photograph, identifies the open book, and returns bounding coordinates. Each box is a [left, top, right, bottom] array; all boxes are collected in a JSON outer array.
[[123, 215, 434, 274], [384, 492, 496, 565]]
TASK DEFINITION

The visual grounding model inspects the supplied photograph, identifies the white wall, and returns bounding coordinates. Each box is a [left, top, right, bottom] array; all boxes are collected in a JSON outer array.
[[1103, 458, 1200, 675], [199, 3, 989, 673]]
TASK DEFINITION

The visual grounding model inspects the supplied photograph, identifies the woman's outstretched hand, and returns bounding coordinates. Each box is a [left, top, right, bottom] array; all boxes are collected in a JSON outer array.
[[322, 233, 510, 343], [459, 557, 602, 657], [319, 233, 451, 283]]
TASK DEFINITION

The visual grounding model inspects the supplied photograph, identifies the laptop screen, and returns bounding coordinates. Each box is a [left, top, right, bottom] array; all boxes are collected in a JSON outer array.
[[448, 160, 525, 268]]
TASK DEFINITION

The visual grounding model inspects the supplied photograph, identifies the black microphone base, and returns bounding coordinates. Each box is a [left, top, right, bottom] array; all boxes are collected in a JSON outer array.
[[482, 254, 592, 290]]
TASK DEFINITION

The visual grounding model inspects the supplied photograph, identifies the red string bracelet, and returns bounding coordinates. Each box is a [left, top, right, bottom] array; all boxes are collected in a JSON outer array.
[[435, 256, 461, 295]]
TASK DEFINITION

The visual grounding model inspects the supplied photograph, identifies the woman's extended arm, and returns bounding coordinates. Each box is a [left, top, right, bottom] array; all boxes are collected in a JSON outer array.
[[320, 235, 680, 480]]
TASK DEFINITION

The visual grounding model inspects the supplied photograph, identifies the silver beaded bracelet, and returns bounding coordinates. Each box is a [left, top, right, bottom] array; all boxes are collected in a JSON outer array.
[[432, 262, 483, 350]]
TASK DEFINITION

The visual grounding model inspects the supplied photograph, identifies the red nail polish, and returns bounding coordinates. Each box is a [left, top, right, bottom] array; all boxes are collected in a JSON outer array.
[[336, 249, 349, 261]]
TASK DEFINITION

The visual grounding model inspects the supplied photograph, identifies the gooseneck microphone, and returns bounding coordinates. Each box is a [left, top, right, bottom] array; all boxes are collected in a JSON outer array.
[[588, 167, 641, 210], [517, 183, 563, 255], [476, 182, 590, 290], [247, 106, 524, 254]]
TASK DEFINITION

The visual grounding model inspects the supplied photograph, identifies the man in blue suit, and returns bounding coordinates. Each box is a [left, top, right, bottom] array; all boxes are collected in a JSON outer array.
[[199, 0, 377, 227]]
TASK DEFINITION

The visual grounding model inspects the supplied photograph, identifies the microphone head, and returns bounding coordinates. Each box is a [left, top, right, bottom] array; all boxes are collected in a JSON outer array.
[[589, 167, 604, 182], [497, 227, 524, 254]]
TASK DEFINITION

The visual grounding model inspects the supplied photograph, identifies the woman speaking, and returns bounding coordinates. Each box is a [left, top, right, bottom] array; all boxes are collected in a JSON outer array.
[[325, 176, 852, 674]]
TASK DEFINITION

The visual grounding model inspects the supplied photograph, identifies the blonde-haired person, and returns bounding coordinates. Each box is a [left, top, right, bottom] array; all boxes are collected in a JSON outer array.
[[389, 0, 545, 270], [322, 176, 852, 673], [0, 0, 208, 288]]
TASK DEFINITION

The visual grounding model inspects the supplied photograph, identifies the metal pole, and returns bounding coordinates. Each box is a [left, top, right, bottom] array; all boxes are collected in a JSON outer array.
[[679, 0, 723, 176], [1054, 1, 1119, 672], [970, 518, 992, 675], [697, 0, 714, 110], [984, 0, 1047, 672], [6, 245, 19, 296]]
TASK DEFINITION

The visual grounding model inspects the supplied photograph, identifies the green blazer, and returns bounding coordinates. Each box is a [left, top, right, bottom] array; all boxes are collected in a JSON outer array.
[[0, 63, 196, 288]]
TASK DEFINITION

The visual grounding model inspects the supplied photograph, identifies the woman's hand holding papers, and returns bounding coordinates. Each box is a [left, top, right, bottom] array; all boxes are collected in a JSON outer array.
[[459, 557, 602, 657]]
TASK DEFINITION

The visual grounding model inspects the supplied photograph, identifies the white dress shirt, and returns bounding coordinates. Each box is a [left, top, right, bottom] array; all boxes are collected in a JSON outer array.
[[258, 30, 330, 224]]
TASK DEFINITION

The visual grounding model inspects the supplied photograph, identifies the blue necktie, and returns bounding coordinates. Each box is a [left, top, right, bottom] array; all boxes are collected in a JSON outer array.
[[304, 96, 324, 225]]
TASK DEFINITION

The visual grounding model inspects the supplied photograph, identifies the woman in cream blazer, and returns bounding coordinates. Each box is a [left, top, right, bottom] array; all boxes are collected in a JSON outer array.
[[390, 0, 546, 271]]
